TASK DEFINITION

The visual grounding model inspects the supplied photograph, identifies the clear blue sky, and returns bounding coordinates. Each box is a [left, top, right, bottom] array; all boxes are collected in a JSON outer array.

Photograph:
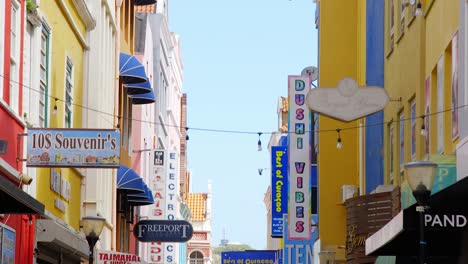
[[169, 0, 318, 249]]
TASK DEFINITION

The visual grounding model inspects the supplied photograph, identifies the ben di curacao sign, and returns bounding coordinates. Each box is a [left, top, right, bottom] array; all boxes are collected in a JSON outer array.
[[26, 128, 120, 168], [133, 220, 193, 242]]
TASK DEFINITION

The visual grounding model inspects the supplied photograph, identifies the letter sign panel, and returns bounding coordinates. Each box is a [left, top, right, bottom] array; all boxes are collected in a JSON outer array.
[[133, 220, 193, 242], [26, 128, 120, 168], [288, 76, 311, 240], [271, 146, 288, 237]]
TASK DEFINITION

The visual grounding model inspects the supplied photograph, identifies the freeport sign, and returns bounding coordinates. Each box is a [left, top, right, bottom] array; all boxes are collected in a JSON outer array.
[[133, 220, 193, 242]]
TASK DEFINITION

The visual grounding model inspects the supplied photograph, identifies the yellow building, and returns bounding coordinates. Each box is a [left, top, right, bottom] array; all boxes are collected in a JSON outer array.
[[30, 1, 96, 262], [366, 0, 461, 263], [383, 0, 459, 186], [316, 0, 366, 261]]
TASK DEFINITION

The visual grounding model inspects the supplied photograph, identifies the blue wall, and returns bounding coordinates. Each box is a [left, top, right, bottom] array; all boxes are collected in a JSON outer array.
[[365, 0, 385, 193]]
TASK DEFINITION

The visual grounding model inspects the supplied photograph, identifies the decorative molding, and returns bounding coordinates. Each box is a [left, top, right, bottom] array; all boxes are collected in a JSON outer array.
[[27, 9, 42, 27], [102, 0, 117, 32], [72, 0, 96, 30], [56, 0, 90, 50]]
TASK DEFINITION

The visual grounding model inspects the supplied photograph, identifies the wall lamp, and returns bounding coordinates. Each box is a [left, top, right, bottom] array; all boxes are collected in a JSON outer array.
[[402, 0, 423, 16]]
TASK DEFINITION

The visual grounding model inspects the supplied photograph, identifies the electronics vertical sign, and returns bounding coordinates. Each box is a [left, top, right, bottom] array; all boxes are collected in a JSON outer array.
[[288, 76, 311, 240], [271, 146, 288, 237], [164, 151, 180, 263]]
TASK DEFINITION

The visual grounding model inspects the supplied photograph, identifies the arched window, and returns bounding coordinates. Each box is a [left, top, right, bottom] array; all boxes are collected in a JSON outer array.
[[189, 250, 204, 264]]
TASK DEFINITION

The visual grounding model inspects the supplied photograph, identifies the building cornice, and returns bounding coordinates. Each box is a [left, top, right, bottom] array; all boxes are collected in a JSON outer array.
[[56, 0, 89, 49], [72, 0, 96, 30]]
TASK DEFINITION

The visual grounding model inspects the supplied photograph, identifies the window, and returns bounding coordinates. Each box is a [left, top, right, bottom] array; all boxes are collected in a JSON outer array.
[[436, 56, 444, 153], [9, 0, 20, 114], [400, 0, 406, 35], [40, 24, 51, 128], [189, 251, 204, 264], [159, 70, 167, 122], [399, 111, 405, 175], [410, 100, 416, 159], [388, 0, 395, 48], [424, 76, 431, 156], [121, 88, 132, 151], [389, 122, 394, 184], [122, 88, 128, 147], [65, 57, 74, 128]]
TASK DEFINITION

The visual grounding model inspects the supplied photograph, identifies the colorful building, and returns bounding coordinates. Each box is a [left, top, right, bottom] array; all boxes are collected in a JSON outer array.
[[314, 0, 364, 261], [0, 2, 46, 264], [365, 0, 465, 263], [186, 186, 213, 264]]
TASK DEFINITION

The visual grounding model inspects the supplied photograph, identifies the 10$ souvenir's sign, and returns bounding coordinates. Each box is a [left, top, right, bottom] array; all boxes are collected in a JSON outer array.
[[133, 220, 193, 242], [26, 128, 120, 168]]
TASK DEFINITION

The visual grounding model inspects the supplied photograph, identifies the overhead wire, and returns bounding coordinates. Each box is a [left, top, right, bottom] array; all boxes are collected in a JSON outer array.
[[1, 74, 467, 137]]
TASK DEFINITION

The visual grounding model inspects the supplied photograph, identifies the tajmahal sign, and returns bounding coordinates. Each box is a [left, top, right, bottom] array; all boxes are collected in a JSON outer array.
[[26, 128, 120, 168]]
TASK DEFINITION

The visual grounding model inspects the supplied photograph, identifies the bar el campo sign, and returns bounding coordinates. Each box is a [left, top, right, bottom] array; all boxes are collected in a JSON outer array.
[[26, 129, 120, 168], [133, 220, 193, 242]]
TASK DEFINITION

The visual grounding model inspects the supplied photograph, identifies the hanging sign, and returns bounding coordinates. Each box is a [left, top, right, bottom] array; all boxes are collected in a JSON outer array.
[[133, 220, 193, 242], [288, 76, 311, 240], [26, 128, 120, 168], [271, 146, 288, 237], [306, 78, 388, 122], [96, 249, 147, 264]]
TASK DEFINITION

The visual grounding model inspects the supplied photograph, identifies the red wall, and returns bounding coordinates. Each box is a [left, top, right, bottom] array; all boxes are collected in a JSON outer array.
[[0, 108, 24, 172], [1, 1, 34, 264]]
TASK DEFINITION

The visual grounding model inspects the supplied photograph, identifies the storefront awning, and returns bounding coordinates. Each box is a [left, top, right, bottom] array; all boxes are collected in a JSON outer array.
[[133, 0, 156, 6], [36, 219, 89, 260], [366, 176, 468, 257], [0, 173, 44, 215], [119, 53, 148, 84], [127, 185, 154, 206], [124, 78, 153, 95], [117, 165, 146, 194], [130, 90, 156, 105]]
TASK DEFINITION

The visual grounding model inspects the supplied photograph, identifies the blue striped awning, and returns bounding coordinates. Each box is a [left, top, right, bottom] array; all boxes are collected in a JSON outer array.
[[130, 90, 156, 105], [133, 0, 156, 5], [124, 78, 153, 95], [119, 53, 148, 84], [127, 185, 154, 206], [117, 165, 145, 194]]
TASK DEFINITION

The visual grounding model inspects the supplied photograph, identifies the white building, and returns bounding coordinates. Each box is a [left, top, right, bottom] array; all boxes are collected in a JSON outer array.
[[136, 1, 185, 262]]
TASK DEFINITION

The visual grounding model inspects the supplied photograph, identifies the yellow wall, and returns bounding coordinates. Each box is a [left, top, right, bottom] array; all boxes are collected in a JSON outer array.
[[424, 0, 460, 155], [383, 0, 459, 185], [384, 0, 425, 185], [35, 0, 87, 230], [317, 0, 363, 259], [118, 0, 136, 167]]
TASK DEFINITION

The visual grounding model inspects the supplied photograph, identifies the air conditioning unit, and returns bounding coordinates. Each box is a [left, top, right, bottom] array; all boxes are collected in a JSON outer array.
[[341, 185, 357, 203], [375, 185, 395, 193]]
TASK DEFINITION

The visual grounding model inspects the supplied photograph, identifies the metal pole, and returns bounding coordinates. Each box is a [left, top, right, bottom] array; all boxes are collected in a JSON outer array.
[[89, 245, 94, 264], [86, 236, 98, 264], [418, 207, 426, 264]]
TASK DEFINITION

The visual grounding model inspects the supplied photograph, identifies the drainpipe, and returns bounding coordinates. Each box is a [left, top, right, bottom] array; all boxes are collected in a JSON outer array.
[[359, 122, 364, 195]]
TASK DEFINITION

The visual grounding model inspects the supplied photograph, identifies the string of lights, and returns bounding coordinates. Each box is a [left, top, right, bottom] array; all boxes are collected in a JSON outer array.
[[1, 74, 467, 141]]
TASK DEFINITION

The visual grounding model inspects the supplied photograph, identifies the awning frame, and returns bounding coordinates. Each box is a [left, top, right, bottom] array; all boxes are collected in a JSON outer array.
[[0, 172, 44, 215], [366, 176, 468, 257]]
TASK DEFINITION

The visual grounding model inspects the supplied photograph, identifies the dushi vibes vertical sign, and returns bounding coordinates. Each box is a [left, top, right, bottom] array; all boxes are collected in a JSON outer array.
[[288, 76, 311, 240]]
